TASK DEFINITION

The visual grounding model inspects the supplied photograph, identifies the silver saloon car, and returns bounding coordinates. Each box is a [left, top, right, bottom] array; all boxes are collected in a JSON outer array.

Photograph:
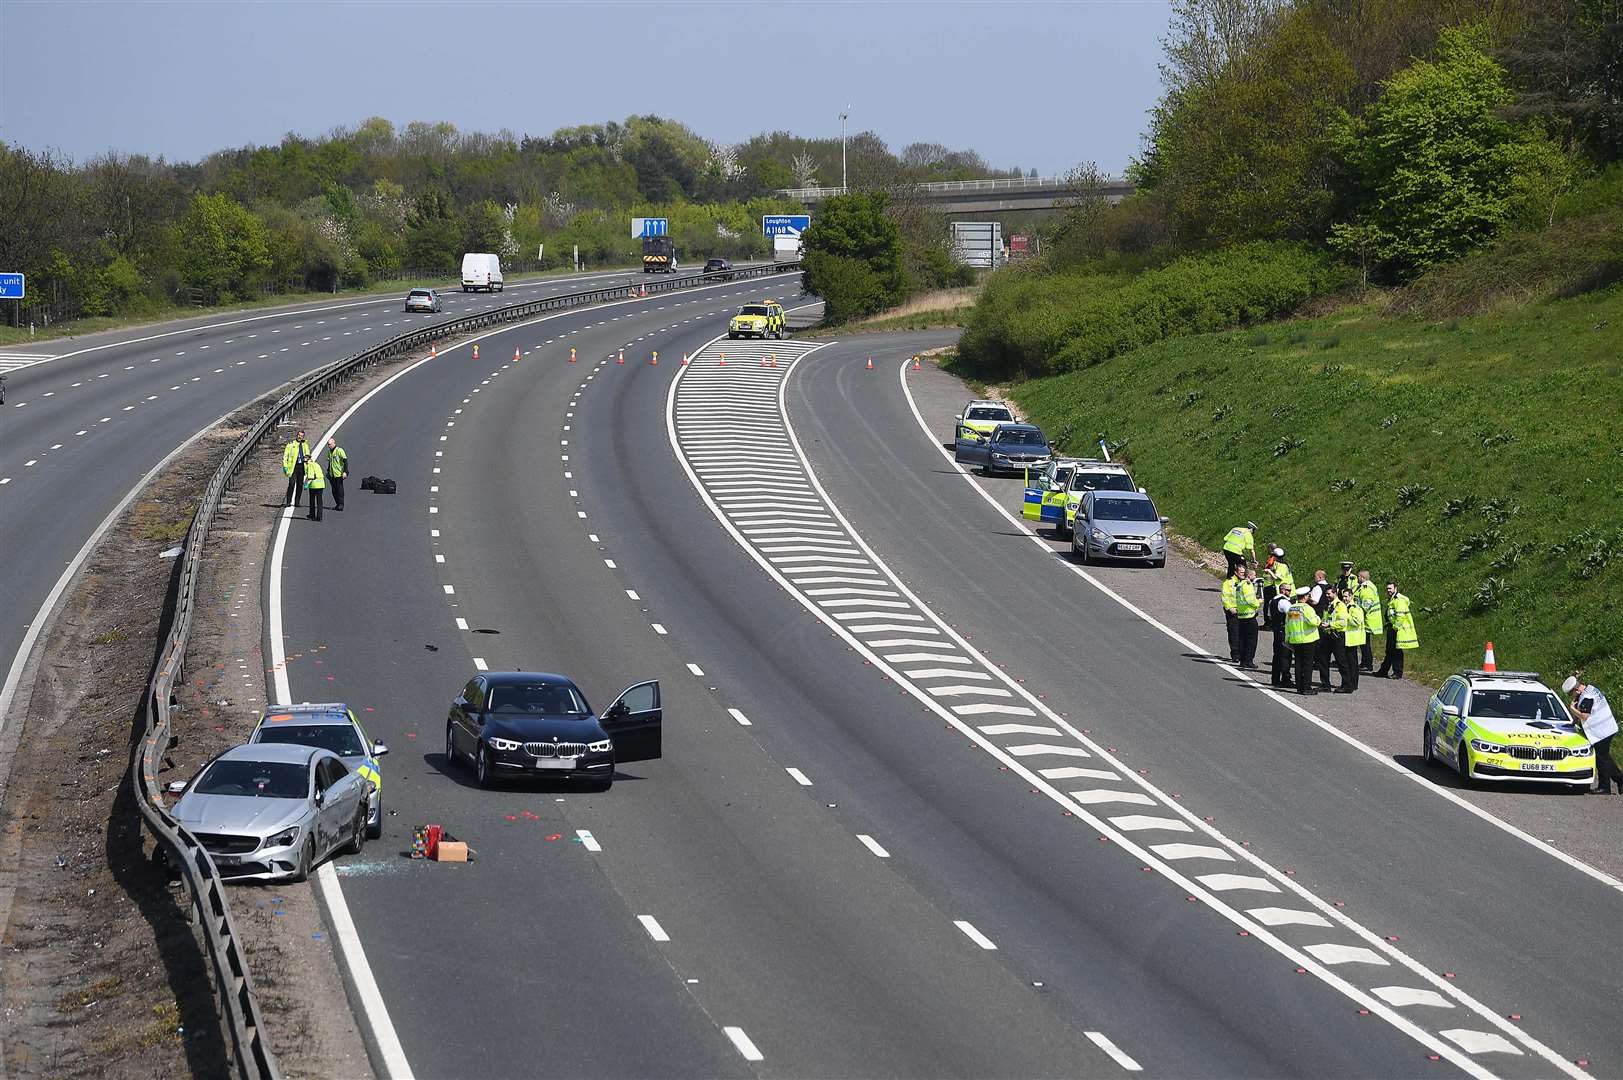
[[1070, 490, 1169, 568], [168, 743, 370, 882]]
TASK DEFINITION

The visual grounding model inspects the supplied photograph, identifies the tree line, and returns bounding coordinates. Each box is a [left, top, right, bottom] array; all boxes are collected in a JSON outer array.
[[0, 115, 1021, 325], [1052, 0, 1620, 283]]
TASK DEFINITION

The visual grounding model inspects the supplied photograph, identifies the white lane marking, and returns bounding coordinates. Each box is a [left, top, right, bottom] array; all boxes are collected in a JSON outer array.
[[604, 558, 617, 569], [626, 589, 640, 601], [1085, 1031, 1143, 1072], [1303, 943, 1390, 966], [728, 708, 751, 727], [472, 658, 488, 671], [1194, 873, 1279, 892], [896, 357, 1623, 902], [856, 834, 890, 858], [1039, 766, 1124, 782], [1442, 1030, 1524, 1056], [975, 723, 1059, 737], [1149, 843, 1234, 862], [637, 915, 670, 942], [575, 829, 602, 852], [950, 703, 1039, 718], [442, 584, 455, 595], [723, 1027, 764, 1063], [1246, 906, 1333, 928], [1005, 743, 1091, 758], [1373, 986, 1455, 1009], [686, 662, 704, 677], [953, 920, 997, 950], [1069, 789, 1157, 806], [434, 554, 445, 563], [908, 668, 993, 681], [786, 767, 812, 786], [455, 618, 469, 630], [1109, 815, 1194, 833], [887, 652, 973, 665], [652, 623, 668, 635]]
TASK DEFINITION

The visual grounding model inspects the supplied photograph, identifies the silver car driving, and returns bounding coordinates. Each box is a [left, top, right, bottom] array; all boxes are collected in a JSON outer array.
[[1070, 489, 1169, 568], [168, 743, 369, 882]]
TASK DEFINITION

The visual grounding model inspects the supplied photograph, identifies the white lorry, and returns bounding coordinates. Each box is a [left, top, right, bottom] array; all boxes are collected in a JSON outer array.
[[461, 252, 504, 292], [773, 236, 803, 263]]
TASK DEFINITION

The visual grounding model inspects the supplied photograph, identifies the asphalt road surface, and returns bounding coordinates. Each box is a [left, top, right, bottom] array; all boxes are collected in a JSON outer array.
[[269, 306, 1615, 1078], [0, 266, 742, 721]]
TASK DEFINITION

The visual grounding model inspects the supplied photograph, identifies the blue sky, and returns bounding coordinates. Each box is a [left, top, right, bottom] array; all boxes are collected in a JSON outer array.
[[1, 0, 1171, 175]]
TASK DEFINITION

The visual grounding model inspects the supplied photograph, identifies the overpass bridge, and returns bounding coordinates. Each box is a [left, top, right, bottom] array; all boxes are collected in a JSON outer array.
[[777, 175, 1134, 213]]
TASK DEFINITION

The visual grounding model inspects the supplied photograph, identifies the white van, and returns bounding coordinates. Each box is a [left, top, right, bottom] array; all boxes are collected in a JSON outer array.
[[773, 235, 803, 263], [461, 253, 503, 292]]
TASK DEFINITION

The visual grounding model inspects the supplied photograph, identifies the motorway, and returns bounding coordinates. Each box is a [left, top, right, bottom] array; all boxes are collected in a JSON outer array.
[[267, 289, 1617, 1077], [0, 266, 714, 720]]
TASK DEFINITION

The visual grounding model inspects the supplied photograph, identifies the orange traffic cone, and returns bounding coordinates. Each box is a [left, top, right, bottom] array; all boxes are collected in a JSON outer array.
[[569, 347, 576, 363], [472, 344, 480, 361], [865, 355, 874, 371], [681, 352, 689, 366], [513, 347, 521, 362], [1483, 642, 1497, 672], [617, 349, 625, 365], [719, 352, 726, 366], [431, 344, 437, 360], [651, 351, 658, 365], [913, 355, 922, 371], [769, 354, 777, 368]]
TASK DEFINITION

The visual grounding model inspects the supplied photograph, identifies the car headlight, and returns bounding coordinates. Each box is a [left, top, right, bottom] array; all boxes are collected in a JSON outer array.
[[1091, 528, 1110, 542], [267, 826, 300, 849], [1151, 531, 1166, 543], [587, 739, 612, 753], [487, 736, 522, 751], [1569, 744, 1594, 757], [1470, 739, 1507, 755]]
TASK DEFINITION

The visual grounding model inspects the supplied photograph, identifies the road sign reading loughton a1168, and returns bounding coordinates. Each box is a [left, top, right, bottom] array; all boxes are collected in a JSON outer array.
[[762, 215, 811, 237], [0, 273, 24, 300]]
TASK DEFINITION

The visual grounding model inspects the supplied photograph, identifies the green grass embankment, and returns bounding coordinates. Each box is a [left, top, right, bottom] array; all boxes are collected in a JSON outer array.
[[1003, 286, 1623, 699]]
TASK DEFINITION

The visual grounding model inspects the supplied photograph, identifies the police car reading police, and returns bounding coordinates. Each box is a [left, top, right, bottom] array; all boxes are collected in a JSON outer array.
[[1024, 459, 1141, 540], [250, 704, 388, 836], [953, 400, 1015, 461], [1422, 669, 1595, 789]]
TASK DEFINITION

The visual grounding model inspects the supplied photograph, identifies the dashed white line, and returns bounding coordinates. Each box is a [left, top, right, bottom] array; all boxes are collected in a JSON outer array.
[[856, 834, 890, 858], [722, 1027, 763, 1063], [953, 920, 997, 950], [785, 767, 812, 786], [727, 708, 751, 726], [1085, 1031, 1143, 1072], [685, 662, 704, 677], [651, 623, 668, 635], [575, 829, 602, 853], [637, 914, 669, 942], [472, 657, 488, 671]]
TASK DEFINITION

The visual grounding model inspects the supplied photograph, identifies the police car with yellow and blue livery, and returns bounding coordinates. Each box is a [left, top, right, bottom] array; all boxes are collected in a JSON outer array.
[[250, 703, 388, 836], [952, 399, 1015, 461], [1023, 458, 1142, 540], [1422, 669, 1595, 790], [728, 300, 787, 339]]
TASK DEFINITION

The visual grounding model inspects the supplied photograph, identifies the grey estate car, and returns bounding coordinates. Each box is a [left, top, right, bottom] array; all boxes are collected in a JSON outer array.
[[168, 742, 370, 882], [1069, 490, 1169, 567]]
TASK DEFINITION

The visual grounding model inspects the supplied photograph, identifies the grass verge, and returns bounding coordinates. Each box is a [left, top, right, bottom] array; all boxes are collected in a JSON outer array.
[[1009, 285, 1623, 720]]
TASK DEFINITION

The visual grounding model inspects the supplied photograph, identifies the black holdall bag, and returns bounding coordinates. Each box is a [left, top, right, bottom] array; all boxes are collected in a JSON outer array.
[[376, 478, 397, 495], [360, 475, 380, 491]]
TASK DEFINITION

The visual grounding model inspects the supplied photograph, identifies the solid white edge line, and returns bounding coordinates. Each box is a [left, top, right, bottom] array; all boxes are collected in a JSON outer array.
[[722, 1026, 764, 1062], [953, 919, 997, 950], [891, 357, 1597, 1075], [265, 280, 794, 1080], [665, 341, 1558, 1080], [856, 833, 890, 858], [1085, 1030, 1144, 1072], [637, 914, 670, 942]]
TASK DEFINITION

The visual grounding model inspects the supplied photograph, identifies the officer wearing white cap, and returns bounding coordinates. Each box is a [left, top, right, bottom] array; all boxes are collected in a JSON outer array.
[[1283, 587, 1322, 696], [1565, 675, 1620, 794]]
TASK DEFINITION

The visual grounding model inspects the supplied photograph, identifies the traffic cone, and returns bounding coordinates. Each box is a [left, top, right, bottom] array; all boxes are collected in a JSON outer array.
[[617, 349, 625, 365], [913, 355, 922, 371], [640, 284, 647, 298], [513, 347, 521, 362], [569, 347, 576, 363], [769, 354, 777, 368], [681, 352, 689, 366], [472, 344, 479, 361], [651, 351, 658, 365], [865, 355, 874, 371], [431, 344, 437, 360], [1483, 642, 1497, 672], [719, 352, 726, 366]]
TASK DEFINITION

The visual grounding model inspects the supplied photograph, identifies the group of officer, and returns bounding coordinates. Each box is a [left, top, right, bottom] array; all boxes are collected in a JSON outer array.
[[1219, 523, 1419, 696], [281, 429, 348, 522]]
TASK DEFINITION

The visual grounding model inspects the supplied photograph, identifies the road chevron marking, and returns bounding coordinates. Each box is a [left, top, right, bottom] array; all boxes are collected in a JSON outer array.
[[662, 334, 1588, 1080]]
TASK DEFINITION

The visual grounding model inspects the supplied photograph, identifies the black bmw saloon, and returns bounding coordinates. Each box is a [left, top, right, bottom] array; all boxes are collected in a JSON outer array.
[[445, 671, 661, 790]]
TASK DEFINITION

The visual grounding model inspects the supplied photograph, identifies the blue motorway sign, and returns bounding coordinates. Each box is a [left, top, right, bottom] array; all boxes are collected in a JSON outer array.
[[763, 215, 811, 237], [631, 217, 669, 238], [0, 273, 23, 300]]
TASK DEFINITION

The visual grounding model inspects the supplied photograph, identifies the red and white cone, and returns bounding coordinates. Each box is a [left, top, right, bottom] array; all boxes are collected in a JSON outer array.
[[1483, 642, 1497, 672], [569, 347, 577, 363], [514, 347, 521, 362], [651, 351, 658, 365], [865, 355, 874, 371], [472, 344, 479, 361], [913, 355, 922, 371], [431, 344, 437, 360], [719, 352, 726, 366], [681, 352, 689, 366], [617, 349, 625, 365]]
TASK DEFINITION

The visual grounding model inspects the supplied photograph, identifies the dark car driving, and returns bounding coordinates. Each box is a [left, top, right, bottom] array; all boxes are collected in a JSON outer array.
[[703, 258, 734, 279], [445, 671, 661, 790]]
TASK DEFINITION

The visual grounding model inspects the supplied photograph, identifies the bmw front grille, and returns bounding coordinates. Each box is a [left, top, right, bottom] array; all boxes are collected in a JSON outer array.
[[524, 742, 587, 759]]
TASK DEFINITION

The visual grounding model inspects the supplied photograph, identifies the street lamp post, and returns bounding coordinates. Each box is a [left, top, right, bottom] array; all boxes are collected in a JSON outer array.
[[840, 106, 849, 192]]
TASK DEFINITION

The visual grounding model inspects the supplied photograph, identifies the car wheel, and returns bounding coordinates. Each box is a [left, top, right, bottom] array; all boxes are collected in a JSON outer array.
[[290, 838, 313, 883], [1456, 745, 1477, 790], [367, 795, 383, 839], [475, 744, 494, 788], [1421, 722, 1436, 766], [1074, 536, 1088, 564], [445, 723, 459, 767], [344, 807, 367, 855]]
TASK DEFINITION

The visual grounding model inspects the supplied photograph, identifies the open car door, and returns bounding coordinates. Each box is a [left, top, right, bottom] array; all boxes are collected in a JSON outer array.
[[601, 681, 662, 763], [1022, 468, 1067, 524]]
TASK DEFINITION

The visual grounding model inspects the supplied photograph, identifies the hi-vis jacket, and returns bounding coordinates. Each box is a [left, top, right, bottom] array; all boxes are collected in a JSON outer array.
[[283, 439, 312, 477], [303, 458, 327, 490]]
